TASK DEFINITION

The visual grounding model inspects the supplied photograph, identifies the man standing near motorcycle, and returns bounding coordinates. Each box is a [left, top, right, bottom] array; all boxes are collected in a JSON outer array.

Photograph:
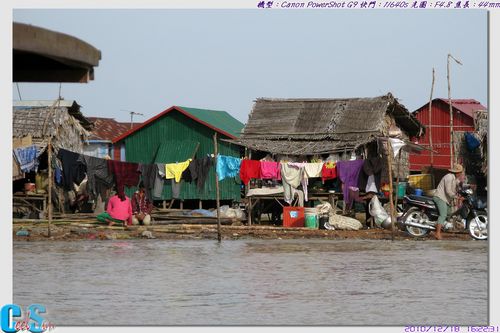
[[432, 164, 464, 240]]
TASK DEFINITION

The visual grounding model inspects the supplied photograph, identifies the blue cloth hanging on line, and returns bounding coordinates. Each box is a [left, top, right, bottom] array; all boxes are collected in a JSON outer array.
[[13, 145, 42, 173], [464, 132, 481, 151], [216, 155, 241, 181]]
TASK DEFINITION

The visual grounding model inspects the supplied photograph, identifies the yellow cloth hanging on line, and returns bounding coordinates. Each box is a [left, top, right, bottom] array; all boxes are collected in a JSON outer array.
[[165, 159, 192, 182]]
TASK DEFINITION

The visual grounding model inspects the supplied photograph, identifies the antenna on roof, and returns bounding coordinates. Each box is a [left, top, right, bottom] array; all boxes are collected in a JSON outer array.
[[120, 109, 144, 129]]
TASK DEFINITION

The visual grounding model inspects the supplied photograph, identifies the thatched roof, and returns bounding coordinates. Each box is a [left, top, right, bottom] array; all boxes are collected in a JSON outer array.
[[231, 93, 424, 155], [12, 102, 90, 152]]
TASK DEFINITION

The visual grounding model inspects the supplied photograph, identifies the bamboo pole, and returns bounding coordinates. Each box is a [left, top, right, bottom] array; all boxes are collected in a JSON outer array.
[[386, 140, 396, 241], [246, 149, 252, 226], [395, 149, 402, 207], [428, 68, 435, 166], [47, 138, 52, 237], [447, 54, 462, 167], [447, 56, 453, 168], [213, 132, 222, 243]]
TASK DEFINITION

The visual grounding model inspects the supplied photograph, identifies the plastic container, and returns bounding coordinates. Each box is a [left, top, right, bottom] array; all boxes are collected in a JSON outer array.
[[408, 174, 433, 191], [283, 206, 305, 228], [414, 188, 423, 196], [397, 182, 407, 198], [304, 207, 319, 229]]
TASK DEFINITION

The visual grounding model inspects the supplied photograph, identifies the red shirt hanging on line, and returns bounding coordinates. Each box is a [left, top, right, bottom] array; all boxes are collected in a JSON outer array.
[[240, 159, 261, 185]]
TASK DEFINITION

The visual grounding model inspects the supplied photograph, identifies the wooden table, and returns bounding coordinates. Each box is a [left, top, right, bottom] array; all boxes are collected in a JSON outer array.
[[246, 189, 342, 225], [13, 193, 48, 215]]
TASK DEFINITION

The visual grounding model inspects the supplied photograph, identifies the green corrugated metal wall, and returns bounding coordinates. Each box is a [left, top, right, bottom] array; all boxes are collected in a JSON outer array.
[[124, 111, 241, 201]]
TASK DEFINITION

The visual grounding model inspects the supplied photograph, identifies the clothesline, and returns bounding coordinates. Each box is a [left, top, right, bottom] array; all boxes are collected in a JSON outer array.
[[55, 148, 240, 202], [16, 145, 390, 209], [237, 157, 387, 208]]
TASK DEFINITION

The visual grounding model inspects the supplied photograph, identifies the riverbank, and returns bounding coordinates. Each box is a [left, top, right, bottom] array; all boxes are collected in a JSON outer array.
[[13, 220, 473, 241]]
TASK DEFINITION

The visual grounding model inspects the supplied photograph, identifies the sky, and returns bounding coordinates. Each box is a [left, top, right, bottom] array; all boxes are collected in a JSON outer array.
[[12, 9, 487, 124]]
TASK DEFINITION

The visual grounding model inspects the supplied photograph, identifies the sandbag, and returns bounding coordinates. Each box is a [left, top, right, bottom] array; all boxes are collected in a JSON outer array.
[[328, 214, 363, 230], [368, 196, 390, 227]]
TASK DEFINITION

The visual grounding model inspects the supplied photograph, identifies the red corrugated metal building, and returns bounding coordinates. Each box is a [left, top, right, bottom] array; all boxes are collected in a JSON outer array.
[[409, 98, 487, 172]]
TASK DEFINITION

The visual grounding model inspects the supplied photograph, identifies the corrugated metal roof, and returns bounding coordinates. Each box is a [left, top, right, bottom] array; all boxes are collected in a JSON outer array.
[[123, 110, 241, 201], [154, 140, 199, 164], [178, 106, 244, 138], [414, 99, 487, 119], [113, 106, 244, 143], [87, 117, 140, 141], [436, 99, 487, 118]]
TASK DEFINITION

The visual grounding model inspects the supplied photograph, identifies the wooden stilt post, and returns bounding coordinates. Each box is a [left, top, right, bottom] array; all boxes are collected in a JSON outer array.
[[386, 139, 396, 241], [213, 133, 222, 243], [47, 137, 52, 238], [395, 149, 403, 234], [248, 197, 252, 226]]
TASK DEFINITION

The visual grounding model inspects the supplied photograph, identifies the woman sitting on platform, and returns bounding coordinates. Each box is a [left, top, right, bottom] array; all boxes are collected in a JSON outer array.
[[96, 191, 132, 227]]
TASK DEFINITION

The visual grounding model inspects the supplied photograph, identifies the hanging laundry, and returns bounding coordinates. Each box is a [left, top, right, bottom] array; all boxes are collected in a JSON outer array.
[[260, 161, 281, 180], [13, 145, 43, 173], [465, 132, 481, 151], [165, 159, 192, 182], [365, 175, 378, 193], [357, 157, 383, 193], [288, 162, 310, 202], [107, 160, 140, 195], [181, 164, 193, 182], [189, 156, 214, 190], [337, 159, 365, 210], [321, 161, 337, 183], [388, 138, 406, 158], [281, 162, 307, 204], [171, 179, 181, 199], [304, 163, 323, 178], [216, 155, 241, 181], [239, 159, 261, 185], [153, 163, 165, 198], [348, 186, 363, 203], [139, 163, 157, 201], [54, 166, 63, 185], [57, 149, 87, 191], [82, 155, 114, 201]]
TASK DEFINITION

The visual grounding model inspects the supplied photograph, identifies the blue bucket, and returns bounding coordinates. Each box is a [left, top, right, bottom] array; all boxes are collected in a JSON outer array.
[[414, 188, 423, 196]]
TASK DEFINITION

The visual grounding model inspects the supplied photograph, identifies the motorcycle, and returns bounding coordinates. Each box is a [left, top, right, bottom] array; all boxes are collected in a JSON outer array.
[[398, 188, 488, 240]]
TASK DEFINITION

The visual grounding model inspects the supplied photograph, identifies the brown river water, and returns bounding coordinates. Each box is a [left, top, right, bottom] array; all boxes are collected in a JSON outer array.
[[13, 239, 488, 326]]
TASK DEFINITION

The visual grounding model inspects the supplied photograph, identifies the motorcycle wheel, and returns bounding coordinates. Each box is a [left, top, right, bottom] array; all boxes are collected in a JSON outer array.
[[468, 214, 488, 240], [402, 207, 431, 238]]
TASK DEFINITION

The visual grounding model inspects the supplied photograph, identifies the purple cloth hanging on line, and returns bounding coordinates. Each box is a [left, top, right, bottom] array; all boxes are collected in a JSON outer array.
[[337, 160, 365, 209]]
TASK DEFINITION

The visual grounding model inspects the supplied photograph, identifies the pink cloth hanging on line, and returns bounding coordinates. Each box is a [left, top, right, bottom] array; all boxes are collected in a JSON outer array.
[[260, 161, 281, 180]]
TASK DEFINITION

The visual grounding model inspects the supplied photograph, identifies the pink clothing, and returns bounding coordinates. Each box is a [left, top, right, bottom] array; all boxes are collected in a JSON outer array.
[[260, 161, 281, 180], [107, 195, 133, 225]]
